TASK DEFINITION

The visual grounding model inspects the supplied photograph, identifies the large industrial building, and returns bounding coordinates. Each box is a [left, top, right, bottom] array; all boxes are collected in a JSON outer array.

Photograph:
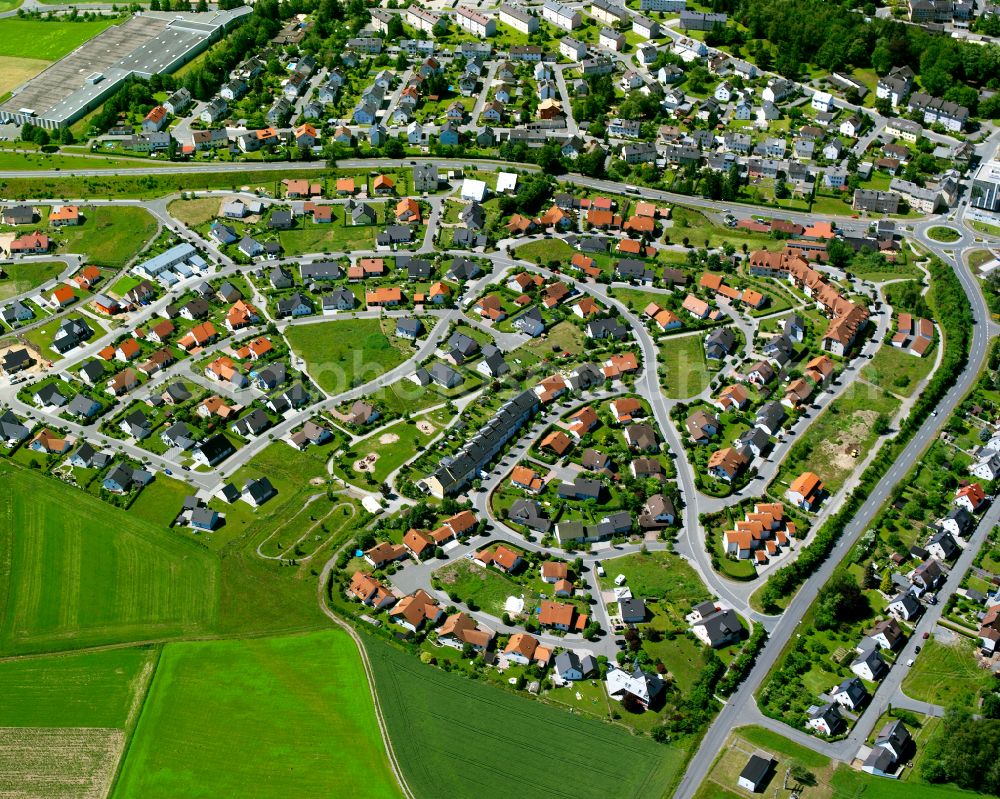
[[0, 8, 249, 129]]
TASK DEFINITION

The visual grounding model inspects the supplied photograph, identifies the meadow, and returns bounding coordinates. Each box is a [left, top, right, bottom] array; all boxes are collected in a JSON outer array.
[[861, 338, 937, 397], [285, 318, 411, 395], [0, 18, 120, 60], [113, 631, 402, 799], [366, 636, 688, 799], [0, 462, 218, 655]]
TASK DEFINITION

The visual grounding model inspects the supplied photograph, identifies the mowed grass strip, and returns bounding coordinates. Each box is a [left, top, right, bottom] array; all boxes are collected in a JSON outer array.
[[285, 318, 411, 395], [0, 646, 155, 727], [113, 630, 402, 799], [0, 462, 218, 655], [0, 18, 120, 60], [366, 636, 687, 799]]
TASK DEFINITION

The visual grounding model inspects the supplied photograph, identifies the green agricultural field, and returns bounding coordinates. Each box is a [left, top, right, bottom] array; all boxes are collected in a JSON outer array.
[[660, 333, 713, 399], [366, 635, 688, 799], [0, 260, 64, 300], [0, 18, 120, 60], [285, 318, 411, 395], [862, 340, 936, 397], [902, 637, 993, 708], [771, 382, 900, 496], [0, 646, 154, 727], [59, 206, 158, 268], [114, 631, 402, 799], [0, 462, 218, 655]]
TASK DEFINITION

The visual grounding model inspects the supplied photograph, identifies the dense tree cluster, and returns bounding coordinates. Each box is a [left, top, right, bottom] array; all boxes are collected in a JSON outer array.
[[703, 0, 1000, 116], [923, 709, 1000, 793]]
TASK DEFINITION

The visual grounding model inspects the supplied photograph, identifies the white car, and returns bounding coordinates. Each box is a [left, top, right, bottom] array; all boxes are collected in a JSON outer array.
[[615, 574, 627, 587]]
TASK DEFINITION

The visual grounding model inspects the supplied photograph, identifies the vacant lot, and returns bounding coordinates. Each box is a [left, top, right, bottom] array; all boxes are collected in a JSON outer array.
[[0, 462, 218, 655], [166, 196, 223, 227], [285, 318, 411, 395], [862, 340, 936, 397], [0, 646, 154, 727], [0, 18, 119, 60], [599, 551, 710, 605], [367, 635, 687, 799], [59, 206, 158, 268], [0, 55, 49, 94], [114, 631, 402, 799], [771, 382, 900, 496], [660, 333, 713, 399], [0, 260, 64, 300], [902, 637, 993, 708]]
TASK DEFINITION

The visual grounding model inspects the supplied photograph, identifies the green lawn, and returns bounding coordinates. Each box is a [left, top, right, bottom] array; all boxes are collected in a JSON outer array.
[[58, 206, 159, 267], [0, 18, 120, 60], [862, 340, 936, 397], [0, 260, 64, 300], [0, 646, 154, 727], [285, 318, 412, 395], [926, 226, 961, 243], [365, 635, 689, 799], [515, 237, 576, 266], [660, 334, 713, 399], [902, 637, 993, 708], [0, 461, 218, 655], [128, 474, 192, 528], [113, 631, 403, 799]]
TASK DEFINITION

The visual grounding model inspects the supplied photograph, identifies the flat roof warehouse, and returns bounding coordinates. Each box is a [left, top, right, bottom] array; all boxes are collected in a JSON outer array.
[[0, 8, 250, 129]]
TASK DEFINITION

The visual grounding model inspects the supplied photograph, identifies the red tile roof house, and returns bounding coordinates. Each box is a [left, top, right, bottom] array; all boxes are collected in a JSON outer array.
[[282, 178, 323, 198], [50, 285, 75, 307], [12, 232, 49, 254], [538, 600, 587, 632], [475, 544, 523, 574], [390, 589, 443, 632], [349, 571, 396, 609]]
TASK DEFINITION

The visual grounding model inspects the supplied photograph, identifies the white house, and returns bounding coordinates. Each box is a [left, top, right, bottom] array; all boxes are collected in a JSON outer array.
[[811, 91, 835, 112]]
